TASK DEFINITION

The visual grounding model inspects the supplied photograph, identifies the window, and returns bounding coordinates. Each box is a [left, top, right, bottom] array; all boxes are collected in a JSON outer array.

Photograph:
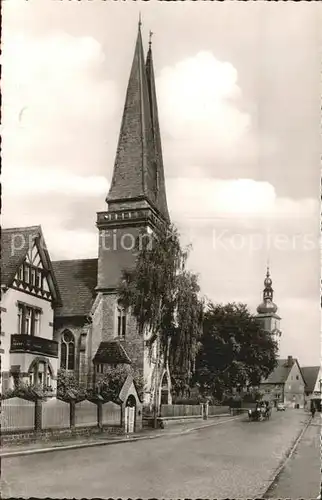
[[24, 264, 30, 283], [96, 364, 104, 374], [296, 375, 299, 380], [19, 263, 45, 290], [60, 330, 75, 370], [37, 362, 44, 385], [28, 360, 52, 389], [117, 303, 126, 338], [17, 303, 41, 336], [30, 268, 36, 286], [18, 266, 24, 280], [36, 270, 42, 288]]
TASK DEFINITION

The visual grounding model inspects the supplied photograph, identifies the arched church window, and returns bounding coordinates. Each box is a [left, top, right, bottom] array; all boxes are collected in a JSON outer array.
[[60, 330, 75, 370], [117, 302, 126, 338]]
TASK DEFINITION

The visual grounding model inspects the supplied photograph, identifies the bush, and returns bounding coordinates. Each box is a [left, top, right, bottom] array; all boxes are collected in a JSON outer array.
[[1, 382, 54, 401], [96, 365, 129, 403], [57, 369, 87, 402]]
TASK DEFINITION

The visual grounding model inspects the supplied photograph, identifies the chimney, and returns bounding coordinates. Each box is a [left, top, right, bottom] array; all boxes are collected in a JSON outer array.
[[287, 355, 293, 367]]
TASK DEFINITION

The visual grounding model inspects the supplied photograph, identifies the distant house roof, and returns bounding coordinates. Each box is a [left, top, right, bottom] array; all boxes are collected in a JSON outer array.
[[93, 341, 131, 364], [52, 259, 98, 317], [261, 358, 302, 384], [301, 366, 320, 393], [1, 226, 61, 304]]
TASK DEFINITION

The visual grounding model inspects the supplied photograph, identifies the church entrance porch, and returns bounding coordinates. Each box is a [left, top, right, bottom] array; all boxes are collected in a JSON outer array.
[[125, 395, 136, 433]]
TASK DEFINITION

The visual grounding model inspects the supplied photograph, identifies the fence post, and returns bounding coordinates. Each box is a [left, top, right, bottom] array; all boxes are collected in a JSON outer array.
[[34, 398, 42, 432], [70, 400, 75, 429]]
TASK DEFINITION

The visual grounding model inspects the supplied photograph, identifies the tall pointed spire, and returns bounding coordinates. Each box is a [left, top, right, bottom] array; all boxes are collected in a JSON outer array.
[[106, 24, 169, 222], [145, 32, 170, 221]]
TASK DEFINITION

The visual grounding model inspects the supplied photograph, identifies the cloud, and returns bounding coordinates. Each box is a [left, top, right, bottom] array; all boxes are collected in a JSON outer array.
[[2, 31, 119, 173], [167, 177, 318, 222], [157, 51, 256, 174], [3, 166, 109, 197]]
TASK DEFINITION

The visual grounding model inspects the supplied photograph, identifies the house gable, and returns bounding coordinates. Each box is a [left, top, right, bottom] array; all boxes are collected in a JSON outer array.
[[284, 359, 305, 393], [1, 226, 61, 305], [12, 239, 52, 301]]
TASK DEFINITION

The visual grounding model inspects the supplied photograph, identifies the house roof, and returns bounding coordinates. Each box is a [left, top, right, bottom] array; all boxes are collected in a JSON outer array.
[[52, 259, 98, 317], [301, 366, 320, 393], [261, 358, 302, 384], [1, 226, 42, 287], [1, 226, 61, 304], [93, 341, 131, 364]]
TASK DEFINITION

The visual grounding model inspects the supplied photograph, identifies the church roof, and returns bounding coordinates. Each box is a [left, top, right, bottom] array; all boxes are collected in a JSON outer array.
[[1, 226, 61, 304], [106, 24, 169, 222], [301, 366, 320, 393], [261, 357, 303, 384], [93, 341, 131, 364], [52, 258, 97, 317]]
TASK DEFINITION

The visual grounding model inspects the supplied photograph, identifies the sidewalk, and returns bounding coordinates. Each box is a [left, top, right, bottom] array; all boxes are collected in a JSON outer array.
[[1, 414, 236, 458], [264, 415, 321, 499]]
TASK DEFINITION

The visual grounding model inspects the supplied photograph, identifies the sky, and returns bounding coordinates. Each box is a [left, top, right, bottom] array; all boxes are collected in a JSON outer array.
[[2, 0, 321, 365]]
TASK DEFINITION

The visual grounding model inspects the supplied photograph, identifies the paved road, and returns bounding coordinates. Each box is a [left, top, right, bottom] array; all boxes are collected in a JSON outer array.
[[264, 415, 321, 499], [1, 410, 309, 499]]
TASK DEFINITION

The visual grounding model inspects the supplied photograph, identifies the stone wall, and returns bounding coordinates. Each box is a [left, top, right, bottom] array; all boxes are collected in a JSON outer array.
[[1, 425, 124, 447]]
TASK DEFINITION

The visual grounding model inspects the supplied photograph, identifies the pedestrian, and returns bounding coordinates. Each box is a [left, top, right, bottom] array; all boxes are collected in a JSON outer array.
[[311, 404, 316, 418]]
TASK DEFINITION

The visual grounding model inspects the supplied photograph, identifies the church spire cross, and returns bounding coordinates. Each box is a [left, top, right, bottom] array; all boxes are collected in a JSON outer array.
[[138, 12, 142, 29], [149, 30, 154, 47]]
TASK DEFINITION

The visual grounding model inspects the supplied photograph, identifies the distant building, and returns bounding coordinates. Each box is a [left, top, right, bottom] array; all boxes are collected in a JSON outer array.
[[259, 356, 306, 408], [1, 227, 61, 393], [255, 267, 282, 353], [301, 365, 321, 410]]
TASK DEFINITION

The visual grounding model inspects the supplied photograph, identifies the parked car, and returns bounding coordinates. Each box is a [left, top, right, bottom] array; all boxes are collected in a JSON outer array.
[[276, 402, 285, 411]]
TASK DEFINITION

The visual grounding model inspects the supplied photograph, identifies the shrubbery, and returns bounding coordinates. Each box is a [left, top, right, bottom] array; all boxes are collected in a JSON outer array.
[[1, 382, 54, 401]]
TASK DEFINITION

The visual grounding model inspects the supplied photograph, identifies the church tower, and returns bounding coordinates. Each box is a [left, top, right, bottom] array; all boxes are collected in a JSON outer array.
[[94, 23, 170, 404], [255, 267, 282, 352]]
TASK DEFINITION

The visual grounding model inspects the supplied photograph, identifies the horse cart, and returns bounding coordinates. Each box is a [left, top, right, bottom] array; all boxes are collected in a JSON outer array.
[[248, 401, 271, 422]]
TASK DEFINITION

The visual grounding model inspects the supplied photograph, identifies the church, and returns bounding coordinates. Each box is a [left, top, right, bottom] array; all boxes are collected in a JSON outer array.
[[1, 23, 172, 406]]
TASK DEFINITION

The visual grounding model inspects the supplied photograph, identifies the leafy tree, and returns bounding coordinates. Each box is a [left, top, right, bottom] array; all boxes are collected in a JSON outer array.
[[194, 302, 278, 400], [119, 223, 203, 399]]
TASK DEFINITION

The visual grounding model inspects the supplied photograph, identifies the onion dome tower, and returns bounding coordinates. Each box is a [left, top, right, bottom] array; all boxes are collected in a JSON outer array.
[[256, 266, 282, 352]]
